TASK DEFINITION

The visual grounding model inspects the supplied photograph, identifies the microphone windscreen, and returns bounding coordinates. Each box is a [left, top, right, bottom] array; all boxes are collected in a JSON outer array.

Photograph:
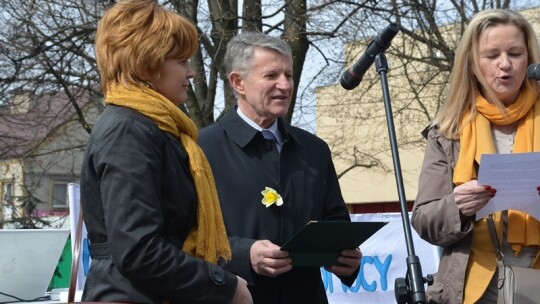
[[527, 64, 540, 80]]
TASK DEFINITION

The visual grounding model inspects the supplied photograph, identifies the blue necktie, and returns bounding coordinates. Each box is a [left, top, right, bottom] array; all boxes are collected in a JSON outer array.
[[261, 129, 280, 153], [261, 129, 276, 140]]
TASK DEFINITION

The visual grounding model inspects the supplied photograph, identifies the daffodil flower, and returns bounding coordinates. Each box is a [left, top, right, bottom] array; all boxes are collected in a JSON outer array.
[[261, 187, 283, 207]]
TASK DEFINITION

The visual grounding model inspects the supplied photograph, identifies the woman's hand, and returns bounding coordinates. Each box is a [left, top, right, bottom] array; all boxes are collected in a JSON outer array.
[[453, 180, 496, 216]]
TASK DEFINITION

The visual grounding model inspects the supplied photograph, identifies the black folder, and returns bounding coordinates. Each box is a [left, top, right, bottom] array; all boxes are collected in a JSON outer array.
[[280, 221, 387, 267]]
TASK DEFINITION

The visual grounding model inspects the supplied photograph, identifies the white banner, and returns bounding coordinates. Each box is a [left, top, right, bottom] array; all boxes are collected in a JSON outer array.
[[324, 212, 440, 304], [68, 182, 90, 293]]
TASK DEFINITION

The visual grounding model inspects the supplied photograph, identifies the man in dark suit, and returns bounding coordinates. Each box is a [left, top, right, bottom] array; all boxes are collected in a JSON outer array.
[[198, 32, 361, 304]]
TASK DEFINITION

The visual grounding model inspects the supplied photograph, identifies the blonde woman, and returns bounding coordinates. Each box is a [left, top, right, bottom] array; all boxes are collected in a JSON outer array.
[[411, 9, 540, 303], [80, 1, 251, 303]]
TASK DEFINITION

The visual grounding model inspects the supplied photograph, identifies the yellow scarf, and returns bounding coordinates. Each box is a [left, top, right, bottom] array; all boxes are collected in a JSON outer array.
[[105, 84, 231, 264], [454, 87, 540, 249], [457, 88, 540, 303]]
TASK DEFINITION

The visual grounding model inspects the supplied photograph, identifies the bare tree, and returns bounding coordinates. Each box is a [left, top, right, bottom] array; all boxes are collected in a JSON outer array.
[[0, 0, 371, 127], [2, 0, 535, 154], [0, 0, 106, 132]]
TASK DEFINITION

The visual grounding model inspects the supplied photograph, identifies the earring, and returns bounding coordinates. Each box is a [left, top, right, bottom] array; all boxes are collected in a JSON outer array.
[[145, 81, 155, 89]]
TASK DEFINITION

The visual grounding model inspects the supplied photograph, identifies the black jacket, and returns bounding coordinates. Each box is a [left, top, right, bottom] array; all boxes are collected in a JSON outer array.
[[199, 109, 356, 304], [80, 105, 237, 303]]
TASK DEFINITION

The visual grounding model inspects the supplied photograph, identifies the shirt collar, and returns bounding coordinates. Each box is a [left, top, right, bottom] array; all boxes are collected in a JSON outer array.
[[237, 107, 283, 144]]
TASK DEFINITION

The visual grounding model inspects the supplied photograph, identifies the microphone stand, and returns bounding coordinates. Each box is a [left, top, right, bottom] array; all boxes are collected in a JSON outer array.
[[373, 52, 432, 304]]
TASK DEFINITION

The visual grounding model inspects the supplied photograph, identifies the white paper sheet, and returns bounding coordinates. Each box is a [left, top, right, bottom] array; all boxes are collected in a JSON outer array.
[[476, 152, 540, 221]]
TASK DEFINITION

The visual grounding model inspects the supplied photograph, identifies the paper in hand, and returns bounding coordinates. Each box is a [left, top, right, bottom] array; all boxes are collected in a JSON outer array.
[[476, 152, 540, 221]]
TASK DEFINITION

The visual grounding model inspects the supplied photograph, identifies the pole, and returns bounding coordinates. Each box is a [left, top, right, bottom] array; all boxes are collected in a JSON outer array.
[[373, 53, 431, 304]]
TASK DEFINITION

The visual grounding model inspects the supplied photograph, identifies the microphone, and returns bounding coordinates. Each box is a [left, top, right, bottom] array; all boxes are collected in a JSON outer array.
[[340, 23, 400, 90], [528, 64, 540, 80]]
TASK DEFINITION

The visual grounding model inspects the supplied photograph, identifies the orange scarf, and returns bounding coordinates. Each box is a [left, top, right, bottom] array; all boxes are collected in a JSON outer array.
[[454, 87, 540, 252], [105, 84, 231, 264], [457, 88, 540, 304]]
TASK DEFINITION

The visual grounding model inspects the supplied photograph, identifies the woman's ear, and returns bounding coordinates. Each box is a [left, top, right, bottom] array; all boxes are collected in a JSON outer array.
[[147, 70, 160, 89]]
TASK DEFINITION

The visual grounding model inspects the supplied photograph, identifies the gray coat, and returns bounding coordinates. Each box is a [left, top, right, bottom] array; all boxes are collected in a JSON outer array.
[[411, 127, 476, 304], [80, 105, 237, 303]]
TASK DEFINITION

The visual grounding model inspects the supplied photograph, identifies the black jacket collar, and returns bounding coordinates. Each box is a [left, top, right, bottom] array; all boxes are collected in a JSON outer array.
[[217, 107, 304, 149]]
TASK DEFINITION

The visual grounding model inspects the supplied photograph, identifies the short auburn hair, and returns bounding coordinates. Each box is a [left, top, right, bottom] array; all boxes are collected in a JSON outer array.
[[95, 0, 198, 93]]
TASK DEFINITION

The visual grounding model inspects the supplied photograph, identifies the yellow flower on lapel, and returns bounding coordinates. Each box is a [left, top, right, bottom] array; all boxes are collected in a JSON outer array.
[[261, 187, 283, 207]]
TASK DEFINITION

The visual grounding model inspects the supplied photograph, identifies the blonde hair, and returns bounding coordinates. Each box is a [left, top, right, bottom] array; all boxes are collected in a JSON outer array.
[[435, 9, 540, 139], [95, 0, 198, 94]]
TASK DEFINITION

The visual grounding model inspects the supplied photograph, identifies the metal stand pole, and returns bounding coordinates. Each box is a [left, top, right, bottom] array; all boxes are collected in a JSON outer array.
[[373, 53, 432, 304]]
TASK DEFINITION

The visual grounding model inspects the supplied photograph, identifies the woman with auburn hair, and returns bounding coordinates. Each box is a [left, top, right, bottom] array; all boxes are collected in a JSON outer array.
[[412, 8, 540, 303], [80, 0, 252, 303]]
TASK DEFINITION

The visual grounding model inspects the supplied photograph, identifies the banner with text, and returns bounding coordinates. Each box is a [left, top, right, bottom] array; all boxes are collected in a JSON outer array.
[[324, 212, 440, 304]]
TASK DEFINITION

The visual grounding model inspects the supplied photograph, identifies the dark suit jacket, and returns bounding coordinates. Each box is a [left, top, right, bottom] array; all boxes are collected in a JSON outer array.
[[199, 109, 356, 304]]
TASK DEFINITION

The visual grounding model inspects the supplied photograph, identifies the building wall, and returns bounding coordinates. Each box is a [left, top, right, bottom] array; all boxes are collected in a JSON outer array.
[[24, 104, 100, 218], [0, 100, 100, 227], [25, 117, 90, 208], [0, 160, 23, 225], [316, 36, 442, 210]]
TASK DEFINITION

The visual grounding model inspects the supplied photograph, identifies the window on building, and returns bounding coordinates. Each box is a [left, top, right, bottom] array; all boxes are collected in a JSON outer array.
[[52, 182, 68, 209], [2, 182, 13, 203], [2, 182, 14, 221]]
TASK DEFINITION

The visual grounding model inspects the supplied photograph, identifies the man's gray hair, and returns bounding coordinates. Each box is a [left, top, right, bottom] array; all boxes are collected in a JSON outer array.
[[224, 32, 292, 78]]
